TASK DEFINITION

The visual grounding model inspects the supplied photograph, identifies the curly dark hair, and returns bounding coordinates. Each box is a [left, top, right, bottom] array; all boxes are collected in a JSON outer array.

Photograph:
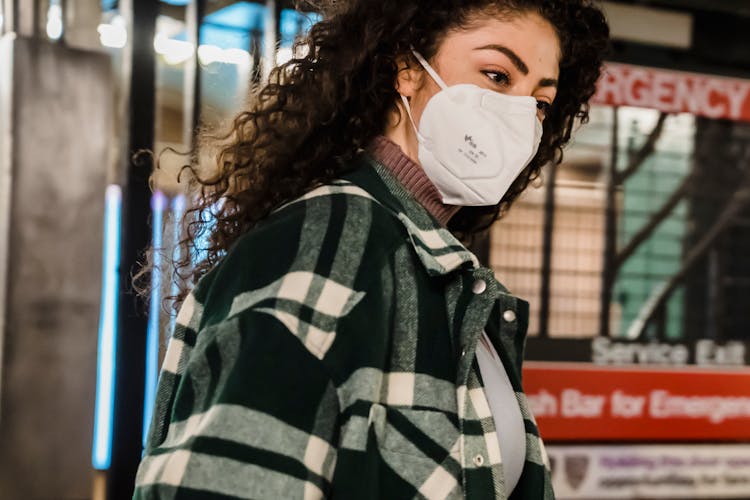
[[145, 0, 609, 310]]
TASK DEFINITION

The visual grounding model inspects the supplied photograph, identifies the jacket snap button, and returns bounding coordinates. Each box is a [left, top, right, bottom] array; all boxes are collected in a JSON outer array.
[[503, 309, 516, 323], [473, 454, 484, 467], [472, 279, 487, 294]]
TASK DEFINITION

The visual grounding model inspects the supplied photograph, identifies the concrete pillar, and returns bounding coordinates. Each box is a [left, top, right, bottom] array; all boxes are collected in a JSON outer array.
[[0, 36, 113, 499]]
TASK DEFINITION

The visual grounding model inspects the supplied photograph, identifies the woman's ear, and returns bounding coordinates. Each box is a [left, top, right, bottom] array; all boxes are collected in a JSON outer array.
[[394, 55, 424, 98]]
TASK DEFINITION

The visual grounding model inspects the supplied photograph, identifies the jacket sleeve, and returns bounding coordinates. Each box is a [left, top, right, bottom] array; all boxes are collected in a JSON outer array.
[[133, 308, 341, 500]]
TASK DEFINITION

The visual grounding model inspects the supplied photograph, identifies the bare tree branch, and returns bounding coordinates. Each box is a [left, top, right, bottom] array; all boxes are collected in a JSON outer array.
[[614, 173, 693, 270], [625, 147, 750, 339], [616, 112, 669, 185]]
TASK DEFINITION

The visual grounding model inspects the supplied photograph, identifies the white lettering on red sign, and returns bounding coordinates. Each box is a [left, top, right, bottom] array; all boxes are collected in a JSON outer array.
[[649, 390, 750, 423], [527, 389, 558, 417], [611, 390, 646, 419], [592, 63, 750, 122], [526, 388, 750, 424], [561, 389, 606, 418]]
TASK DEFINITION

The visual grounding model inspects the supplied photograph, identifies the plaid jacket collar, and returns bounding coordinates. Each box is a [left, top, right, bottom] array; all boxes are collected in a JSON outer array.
[[343, 153, 480, 277]]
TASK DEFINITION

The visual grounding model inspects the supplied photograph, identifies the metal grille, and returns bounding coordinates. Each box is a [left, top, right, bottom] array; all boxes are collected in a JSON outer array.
[[491, 104, 750, 341]]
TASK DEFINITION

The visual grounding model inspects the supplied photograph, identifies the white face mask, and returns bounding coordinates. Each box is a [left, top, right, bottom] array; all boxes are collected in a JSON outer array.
[[401, 50, 544, 206]]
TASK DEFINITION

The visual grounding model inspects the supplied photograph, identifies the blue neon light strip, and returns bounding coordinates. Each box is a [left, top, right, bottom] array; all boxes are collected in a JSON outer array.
[[92, 184, 122, 470], [142, 191, 167, 447]]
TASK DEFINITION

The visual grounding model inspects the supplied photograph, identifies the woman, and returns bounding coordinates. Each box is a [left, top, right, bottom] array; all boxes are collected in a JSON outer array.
[[134, 1, 609, 498]]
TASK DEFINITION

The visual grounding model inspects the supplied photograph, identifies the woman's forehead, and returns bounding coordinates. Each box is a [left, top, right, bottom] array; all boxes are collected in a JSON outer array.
[[439, 13, 562, 77]]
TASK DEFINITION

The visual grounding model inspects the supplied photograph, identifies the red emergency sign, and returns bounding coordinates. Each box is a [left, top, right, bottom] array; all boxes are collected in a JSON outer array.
[[523, 362, 750, 441], [592, 63, 750, 122]]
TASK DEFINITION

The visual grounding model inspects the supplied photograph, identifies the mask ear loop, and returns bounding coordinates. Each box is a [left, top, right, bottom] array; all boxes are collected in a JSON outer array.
[[410, 49, 449, 90], [399, 49, 446, 142], [399, 94, 424, 142]]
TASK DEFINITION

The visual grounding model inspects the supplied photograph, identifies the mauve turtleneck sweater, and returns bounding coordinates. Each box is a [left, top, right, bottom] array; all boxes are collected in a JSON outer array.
[[367, 135, 460, 227]]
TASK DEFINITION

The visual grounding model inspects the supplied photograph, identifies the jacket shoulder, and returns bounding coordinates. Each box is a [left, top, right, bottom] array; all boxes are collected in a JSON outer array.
[[241, 182, 405, 269], [198, 183, 406, 327]]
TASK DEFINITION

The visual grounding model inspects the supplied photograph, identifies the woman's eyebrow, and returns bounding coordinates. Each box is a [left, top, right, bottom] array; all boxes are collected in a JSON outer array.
[[475, 44, 559, 88], [539, 78, 558, 88], [474, 44, 528, 74]]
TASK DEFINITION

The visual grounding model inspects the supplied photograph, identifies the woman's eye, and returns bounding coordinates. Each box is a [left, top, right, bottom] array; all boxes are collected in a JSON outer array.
[[483, 71, 510, 86], [536, 100, 552, 117]]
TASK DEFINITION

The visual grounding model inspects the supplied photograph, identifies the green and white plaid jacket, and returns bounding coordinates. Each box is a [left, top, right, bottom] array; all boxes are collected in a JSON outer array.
[[134, 153, 554, 499]]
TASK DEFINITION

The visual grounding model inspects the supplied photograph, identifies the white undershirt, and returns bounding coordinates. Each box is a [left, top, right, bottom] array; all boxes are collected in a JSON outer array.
[[475, 330, 526, 495]]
